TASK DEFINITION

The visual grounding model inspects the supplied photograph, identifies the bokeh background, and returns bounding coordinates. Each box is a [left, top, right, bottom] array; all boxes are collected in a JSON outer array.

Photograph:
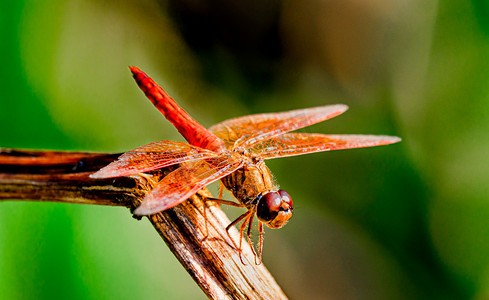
[[1, 0, 488, 299]]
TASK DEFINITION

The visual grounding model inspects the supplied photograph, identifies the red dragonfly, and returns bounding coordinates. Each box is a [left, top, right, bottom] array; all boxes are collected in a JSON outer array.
[[91, 67, 401, 262]]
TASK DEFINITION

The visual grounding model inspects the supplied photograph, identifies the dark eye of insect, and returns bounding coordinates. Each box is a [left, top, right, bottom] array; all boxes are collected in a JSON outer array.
[[278, 189, 293, 209], [256, 192, 281, 222]]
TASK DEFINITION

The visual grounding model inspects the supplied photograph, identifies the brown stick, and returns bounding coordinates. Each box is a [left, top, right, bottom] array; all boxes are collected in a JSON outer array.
[[0, 148, 287, 299]]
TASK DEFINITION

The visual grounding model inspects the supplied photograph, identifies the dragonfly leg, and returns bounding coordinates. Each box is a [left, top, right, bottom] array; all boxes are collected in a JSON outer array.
[[218, 183, 224, 199], [238, 213, 254, 265], [225, 211, 251, 263], [205, 197, 243, 208], [257, 222, 264, 265], [245, 213, 260, 264], [202, 196, 243, 240]]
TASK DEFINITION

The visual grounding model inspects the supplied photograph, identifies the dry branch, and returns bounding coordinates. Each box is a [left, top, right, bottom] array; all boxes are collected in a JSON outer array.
[[0, 148, 287, 299]]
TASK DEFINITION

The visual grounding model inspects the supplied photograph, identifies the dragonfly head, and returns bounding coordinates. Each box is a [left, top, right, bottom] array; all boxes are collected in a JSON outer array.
[[256, 190, 293, 229]]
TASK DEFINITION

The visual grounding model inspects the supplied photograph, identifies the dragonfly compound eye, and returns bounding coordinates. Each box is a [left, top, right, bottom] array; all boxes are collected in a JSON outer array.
[[278, 189, 293, 208], [257, 191, 294, 229]]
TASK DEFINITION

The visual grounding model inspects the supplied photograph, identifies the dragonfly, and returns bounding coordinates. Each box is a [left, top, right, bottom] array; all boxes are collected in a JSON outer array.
[[90, 66, 401, 263]]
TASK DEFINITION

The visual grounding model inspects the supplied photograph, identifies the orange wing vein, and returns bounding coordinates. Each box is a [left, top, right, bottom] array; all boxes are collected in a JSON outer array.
[[252, 133, 402, 160], [133, 156, 244, 215], [209, 104, 348, 150], [89, 140, 218, 178]]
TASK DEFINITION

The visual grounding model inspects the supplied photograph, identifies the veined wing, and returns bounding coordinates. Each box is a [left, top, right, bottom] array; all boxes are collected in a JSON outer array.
[[252, 133, 401, 160], [209, 104, 348, 150], [90, 140, 219, 178], [133, 156, 244, 215]]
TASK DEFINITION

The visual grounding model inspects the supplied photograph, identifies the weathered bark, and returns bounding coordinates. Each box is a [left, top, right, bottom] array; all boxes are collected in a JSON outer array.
[[0, 148, 287, 299]]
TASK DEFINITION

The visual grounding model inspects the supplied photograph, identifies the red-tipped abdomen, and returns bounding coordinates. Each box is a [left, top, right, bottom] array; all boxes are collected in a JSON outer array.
[[129, 67, 226, 152]]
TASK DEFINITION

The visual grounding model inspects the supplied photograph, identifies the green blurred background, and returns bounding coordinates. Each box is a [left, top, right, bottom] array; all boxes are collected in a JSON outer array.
[[1, 0, 488, 299]]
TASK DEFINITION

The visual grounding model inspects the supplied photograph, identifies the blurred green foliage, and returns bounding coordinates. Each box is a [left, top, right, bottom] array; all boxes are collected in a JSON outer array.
[[1, 0, 488, 299]]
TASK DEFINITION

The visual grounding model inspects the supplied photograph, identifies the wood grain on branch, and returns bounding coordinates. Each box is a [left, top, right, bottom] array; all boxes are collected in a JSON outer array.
[[0, 148, 287, 299]]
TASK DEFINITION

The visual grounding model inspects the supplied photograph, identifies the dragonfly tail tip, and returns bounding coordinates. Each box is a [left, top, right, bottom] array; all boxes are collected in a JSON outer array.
[[129, 66, 141, 74]]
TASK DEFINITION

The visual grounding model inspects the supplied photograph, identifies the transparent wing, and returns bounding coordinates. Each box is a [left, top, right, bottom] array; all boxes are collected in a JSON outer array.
[[133, 156, 244, 215], [252, 133, 401, 160], [209, 104, 348, 150], [90, 140, 219, 178]]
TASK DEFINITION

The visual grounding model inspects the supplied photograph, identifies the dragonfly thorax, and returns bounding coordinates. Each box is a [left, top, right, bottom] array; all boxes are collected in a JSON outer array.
[[220, 157, 277, 207]]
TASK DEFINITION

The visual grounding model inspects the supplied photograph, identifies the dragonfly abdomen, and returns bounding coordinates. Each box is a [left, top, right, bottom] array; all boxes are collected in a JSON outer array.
[[130, 67, 226, 153]]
